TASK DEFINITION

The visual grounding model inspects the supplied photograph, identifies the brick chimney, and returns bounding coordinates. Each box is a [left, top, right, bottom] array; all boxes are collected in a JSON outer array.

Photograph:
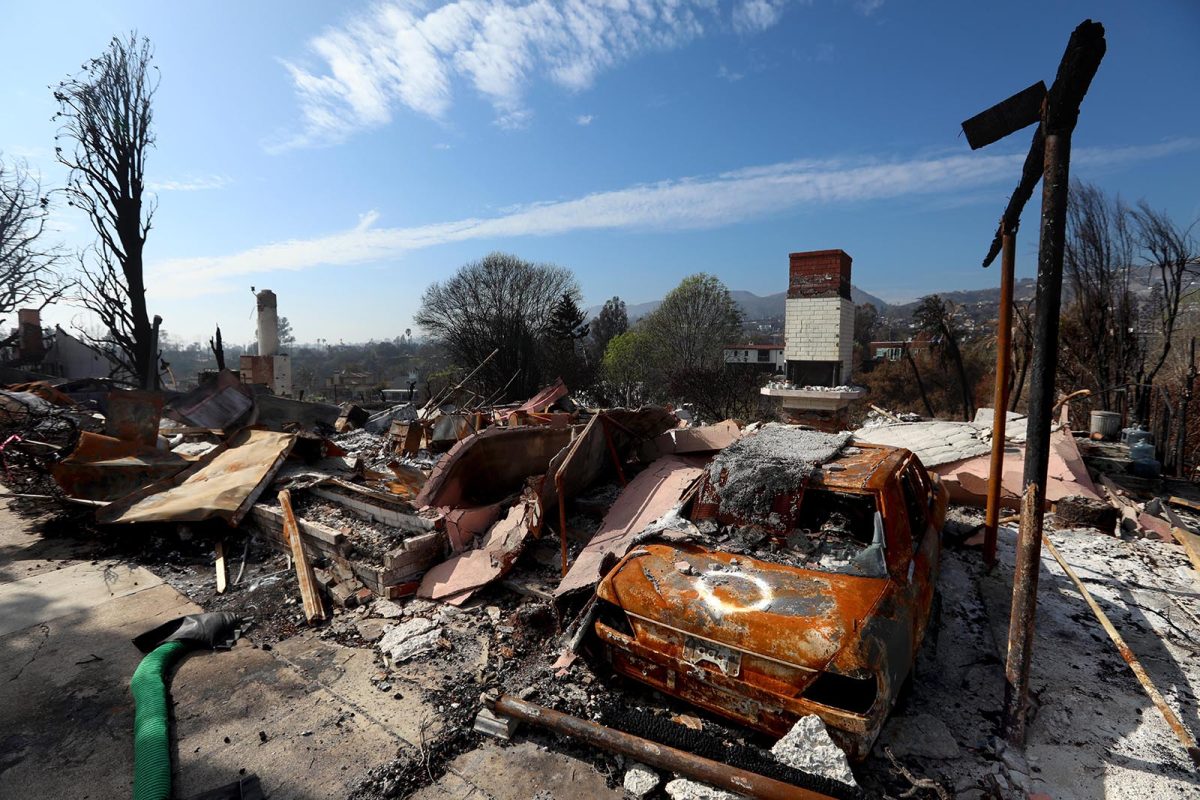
[[17, 309, 43, 361], [783, 250, 854, 386]]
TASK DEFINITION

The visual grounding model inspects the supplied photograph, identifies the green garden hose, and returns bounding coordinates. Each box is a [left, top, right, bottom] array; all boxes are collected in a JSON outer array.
[[128, 612, 242, 800], [131, 640, 187, 800]]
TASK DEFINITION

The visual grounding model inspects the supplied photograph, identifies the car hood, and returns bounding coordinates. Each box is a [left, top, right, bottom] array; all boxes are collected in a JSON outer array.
[[597, 542, 890, 671]]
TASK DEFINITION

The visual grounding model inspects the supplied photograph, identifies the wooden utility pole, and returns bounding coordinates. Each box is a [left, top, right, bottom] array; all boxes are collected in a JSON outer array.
[[962, 19, 1107, 745]]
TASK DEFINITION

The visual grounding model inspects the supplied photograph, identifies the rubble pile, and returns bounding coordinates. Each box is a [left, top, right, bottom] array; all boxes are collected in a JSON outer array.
[[4, 371, 1200, 800]]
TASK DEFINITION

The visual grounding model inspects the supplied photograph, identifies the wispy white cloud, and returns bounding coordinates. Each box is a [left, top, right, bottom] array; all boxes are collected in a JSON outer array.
[[732, 0, 790, 34], [147, 174, 232, 192], [575, 113, 595, 126], [810, 41, 836, 63], [854, 0, 885, 16], [716, 63, 744, 82], [148, 138, 1199, 298], [274, 1, 805, 149]]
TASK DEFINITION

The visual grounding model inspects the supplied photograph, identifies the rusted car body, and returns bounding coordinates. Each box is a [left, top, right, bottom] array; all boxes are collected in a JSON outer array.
[[593, 442, 947, 760]]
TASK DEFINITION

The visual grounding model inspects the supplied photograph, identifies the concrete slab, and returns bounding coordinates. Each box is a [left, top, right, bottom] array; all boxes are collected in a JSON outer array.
[[411, 741, 623, 800], [271, 629, 444, 747], [0, 582, 199, 799], [171, 640, 409, 799], [0, 559, 163, 638], [0, 501, 440, 800]]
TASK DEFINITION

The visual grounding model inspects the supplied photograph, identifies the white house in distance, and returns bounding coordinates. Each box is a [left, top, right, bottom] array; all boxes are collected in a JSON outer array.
[[722, 343, 785, 372]]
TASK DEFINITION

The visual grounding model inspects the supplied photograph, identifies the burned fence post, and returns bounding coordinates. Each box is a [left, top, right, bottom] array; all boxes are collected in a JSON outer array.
[[1002, 20, 1107, 746]]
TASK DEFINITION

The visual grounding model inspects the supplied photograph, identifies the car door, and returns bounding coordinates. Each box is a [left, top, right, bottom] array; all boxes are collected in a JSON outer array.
[[898, 459, 939, 646]]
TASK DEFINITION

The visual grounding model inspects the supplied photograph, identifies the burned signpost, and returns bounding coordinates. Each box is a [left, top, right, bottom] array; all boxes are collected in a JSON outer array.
[[962, 19, 1108, 744]]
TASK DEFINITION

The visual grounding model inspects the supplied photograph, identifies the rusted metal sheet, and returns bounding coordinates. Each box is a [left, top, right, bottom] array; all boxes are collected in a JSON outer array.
[[556, 454, 706, 599], [417, 425, 576, 510], [593, 442, 946, 761], [97, 428, 296, 526], [166, 369, 254, 430], [502, 378, 568, 421], [418, 484, 542, 604], [104, 389, 164, 447], [51, 431, 191, 502]]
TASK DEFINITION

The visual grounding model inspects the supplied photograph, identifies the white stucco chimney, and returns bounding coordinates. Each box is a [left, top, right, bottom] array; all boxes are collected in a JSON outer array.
[[256, 290, 279, 357]]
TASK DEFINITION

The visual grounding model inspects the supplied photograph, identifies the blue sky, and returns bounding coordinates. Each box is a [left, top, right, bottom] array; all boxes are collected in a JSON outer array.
[[2, 1, 1198, 346]]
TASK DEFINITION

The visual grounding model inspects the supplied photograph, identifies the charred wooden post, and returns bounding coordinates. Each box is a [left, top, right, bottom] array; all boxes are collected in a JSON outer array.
[[984, 221, 1017, 568], [1003, 19, 1107, 745]]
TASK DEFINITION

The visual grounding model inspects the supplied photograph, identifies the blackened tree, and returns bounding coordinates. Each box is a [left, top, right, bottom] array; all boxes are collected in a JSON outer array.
[[54, 33, 160, 387], [913, 294, 973, 421]]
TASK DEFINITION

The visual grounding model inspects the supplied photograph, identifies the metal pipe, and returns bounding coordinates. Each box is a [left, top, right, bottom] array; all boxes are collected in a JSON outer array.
[[599, 416, 628, 487], [1005, 125, 1073, 746], [984, 222, 1017, 568], [489, 695, 840, 800], [1041, 534, 1200, 767], [556, 470, 569, 578]]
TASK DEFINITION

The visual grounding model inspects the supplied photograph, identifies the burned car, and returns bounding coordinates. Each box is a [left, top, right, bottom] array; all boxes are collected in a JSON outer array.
[[592, 428, 947, 760]]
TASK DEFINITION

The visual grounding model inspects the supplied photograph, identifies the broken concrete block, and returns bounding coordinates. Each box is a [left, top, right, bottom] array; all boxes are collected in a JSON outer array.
[[472, 707, 519, 741], [663, 778, 741, 800], [378, 617, 441, 663], [623, 763, 660, 798], [353, 587, 374, 606], [770, 714, 857, 788], [880, 713, 961, 760], [355, 618, 391, 643], [372, 599, 405, 619]]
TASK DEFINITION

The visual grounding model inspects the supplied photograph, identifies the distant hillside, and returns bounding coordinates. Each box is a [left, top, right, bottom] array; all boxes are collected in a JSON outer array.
[[885, 279, 1038, 324], [587, 265, 1162, 331], [587, 285, 892, 323]]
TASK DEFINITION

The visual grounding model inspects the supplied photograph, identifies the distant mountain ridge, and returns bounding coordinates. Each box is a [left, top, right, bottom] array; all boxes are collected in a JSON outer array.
[[587, 285, 891, 323], [587, 264, 1161, 329]]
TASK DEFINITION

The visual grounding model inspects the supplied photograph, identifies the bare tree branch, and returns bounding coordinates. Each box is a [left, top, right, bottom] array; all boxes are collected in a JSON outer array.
[[0, 155, 67, 332]]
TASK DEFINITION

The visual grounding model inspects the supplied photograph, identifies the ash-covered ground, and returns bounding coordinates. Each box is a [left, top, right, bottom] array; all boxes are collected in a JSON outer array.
[[11, 492, 1200, 799]]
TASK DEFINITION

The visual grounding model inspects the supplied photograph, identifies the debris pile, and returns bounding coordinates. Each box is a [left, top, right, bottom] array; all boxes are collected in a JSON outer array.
[[6, 369, 1200, 800]]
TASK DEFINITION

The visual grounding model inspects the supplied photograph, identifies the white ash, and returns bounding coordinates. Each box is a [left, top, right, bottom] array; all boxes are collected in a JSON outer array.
[[371, 599, 405, 619], [706, 424, 849, 522]]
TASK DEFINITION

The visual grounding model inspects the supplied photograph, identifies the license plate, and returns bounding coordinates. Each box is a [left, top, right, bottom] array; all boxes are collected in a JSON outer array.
[[683, 637, 742, 677]]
